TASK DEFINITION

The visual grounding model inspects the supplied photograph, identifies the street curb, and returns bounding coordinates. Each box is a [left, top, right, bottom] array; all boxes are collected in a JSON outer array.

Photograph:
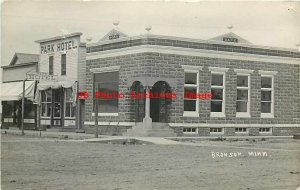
[[1, 129, 295, 141], [166, 136, 294, 141], [1, 129, 95, 140]]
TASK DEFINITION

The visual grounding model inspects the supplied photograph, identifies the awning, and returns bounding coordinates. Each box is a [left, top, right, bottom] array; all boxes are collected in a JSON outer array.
[[0, 81, 35, 101], [34, 80, 77, 106], [37, 80, 75, 91]]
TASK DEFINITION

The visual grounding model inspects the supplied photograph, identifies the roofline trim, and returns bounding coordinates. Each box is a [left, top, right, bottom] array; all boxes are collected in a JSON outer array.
[[86, 44, 300, 65], [35, 32, 83, 43], [87, 34, 298, 53], [2, 62, 37, 69]]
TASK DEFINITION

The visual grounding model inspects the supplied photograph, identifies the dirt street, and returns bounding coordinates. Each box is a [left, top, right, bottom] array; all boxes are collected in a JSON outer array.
[[1, 134, 300, 190]]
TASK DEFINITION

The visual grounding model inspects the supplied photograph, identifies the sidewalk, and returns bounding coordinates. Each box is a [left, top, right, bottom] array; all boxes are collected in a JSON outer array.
[[1, 127, 98, 140], [1, 127, 294, 142]]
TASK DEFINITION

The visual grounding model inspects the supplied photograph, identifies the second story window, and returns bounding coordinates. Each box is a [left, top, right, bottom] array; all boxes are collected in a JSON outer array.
[[61, 54, 66, 76], [49, 56, 53, 75]]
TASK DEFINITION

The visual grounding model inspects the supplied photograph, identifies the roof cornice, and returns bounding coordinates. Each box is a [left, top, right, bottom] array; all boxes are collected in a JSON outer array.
[[87, 34, 299, 53], [2, 62, 37, 69], [35, 32, 82, 43]]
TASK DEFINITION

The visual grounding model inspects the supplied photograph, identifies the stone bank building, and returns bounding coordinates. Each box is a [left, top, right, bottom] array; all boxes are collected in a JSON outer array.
[[83, 29, 300, 136]]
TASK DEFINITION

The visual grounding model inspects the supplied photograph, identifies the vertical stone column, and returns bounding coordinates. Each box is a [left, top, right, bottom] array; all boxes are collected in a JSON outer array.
[[143, 86, 152, 128]]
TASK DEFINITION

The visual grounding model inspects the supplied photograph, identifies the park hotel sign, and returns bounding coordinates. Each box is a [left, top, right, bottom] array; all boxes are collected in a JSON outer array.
[[40, 40, 77, 54]]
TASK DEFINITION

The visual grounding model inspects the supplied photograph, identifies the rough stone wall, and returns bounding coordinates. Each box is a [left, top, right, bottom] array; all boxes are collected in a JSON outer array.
[[84, 37, 300, 136]]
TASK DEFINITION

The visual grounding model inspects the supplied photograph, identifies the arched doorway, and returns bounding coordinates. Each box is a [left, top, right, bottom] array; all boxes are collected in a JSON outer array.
[[150, 81, 172, 122], [131, 81, 145, 123]]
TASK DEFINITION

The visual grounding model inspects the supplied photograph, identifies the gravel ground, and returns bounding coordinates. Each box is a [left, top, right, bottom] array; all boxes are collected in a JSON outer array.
[[1, 134, 300, 190]]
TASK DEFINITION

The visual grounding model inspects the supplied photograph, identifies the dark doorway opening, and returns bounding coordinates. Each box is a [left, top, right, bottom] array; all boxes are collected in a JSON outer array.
[[131, 81, 145, 123], [150, 81, 172, 122]]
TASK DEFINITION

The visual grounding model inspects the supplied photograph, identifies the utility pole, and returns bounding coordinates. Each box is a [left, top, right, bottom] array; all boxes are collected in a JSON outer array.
[[94, 76, 99, 138], [21, 80, 25, 136]]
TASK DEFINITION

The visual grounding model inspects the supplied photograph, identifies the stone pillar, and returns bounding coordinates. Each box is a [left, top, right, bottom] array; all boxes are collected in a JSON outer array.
[[143, 86, 152, 128]]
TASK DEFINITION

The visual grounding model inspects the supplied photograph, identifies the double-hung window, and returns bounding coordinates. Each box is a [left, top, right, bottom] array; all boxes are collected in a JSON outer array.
[[209, 67, 228, 117], [211, 73, 224, 114], [261, 75, 274, 117], [236, 74, 250, 117], [61, 54, 66, 76], [183, 70, 199, 117], [49, 56, 53, 75]]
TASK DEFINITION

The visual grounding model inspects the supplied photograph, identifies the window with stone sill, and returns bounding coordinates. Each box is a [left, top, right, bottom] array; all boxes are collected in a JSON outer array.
[[211, 73, 225, 116], [184, 71, 199, 115], [183, 127, 197, 133], [235, 128, 247, 133], [259, 128, 272, 133], [261, 75, 274, 117], [236, 74, 250, 116], [210, 128, 223, 133], [93, 71, 119, 113]]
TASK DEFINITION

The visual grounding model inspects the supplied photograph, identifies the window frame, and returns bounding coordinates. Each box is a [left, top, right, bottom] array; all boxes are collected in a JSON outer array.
[[260, 75, 274, 118], [210, 127, 224, 134], [210, 71, 226, 117], [49, 55, 54, 75], [182, 127, 198, 134], [64, 88, 75, 119], [61, 54, 66, 76], [92, 70, 120, 116], [41, 90, 52, 118], [235, 127, 248, 134], [259, 127, 272, 134], [236, 73, 251, 117], [53, 89, 61, 119], [183, 69, 199, 117]]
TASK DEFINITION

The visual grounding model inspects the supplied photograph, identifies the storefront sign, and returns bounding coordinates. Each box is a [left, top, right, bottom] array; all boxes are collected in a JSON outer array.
[[78, 91, 89, 99], [40, 40, 77, 54], [26, 72, 57, 81]]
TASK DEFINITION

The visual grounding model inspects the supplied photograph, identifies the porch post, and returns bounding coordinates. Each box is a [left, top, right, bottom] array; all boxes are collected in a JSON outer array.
[[143, 86, 152, 128]]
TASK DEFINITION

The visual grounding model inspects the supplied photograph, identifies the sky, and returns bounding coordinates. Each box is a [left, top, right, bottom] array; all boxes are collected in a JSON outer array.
[[1, 1, 300, 66]]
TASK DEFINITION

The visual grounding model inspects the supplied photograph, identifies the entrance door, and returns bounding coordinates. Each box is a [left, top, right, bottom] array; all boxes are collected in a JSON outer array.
[[150, 81, 171, 122], [52, 89, 63, 127]]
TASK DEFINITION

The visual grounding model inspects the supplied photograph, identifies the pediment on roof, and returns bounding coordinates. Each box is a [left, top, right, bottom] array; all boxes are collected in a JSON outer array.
[[210, 32, 252, 44], [99, 28, 128, 42]]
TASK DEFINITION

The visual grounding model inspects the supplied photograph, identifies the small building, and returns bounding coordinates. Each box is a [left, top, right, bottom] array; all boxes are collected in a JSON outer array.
[[1, 53, 39, 129], [83, 29, 300, 136], [34, 33, 86, 131]]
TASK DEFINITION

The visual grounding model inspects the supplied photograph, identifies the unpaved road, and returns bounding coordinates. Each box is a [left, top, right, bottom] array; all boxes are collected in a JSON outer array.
[[1, 134, 300, 190]]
